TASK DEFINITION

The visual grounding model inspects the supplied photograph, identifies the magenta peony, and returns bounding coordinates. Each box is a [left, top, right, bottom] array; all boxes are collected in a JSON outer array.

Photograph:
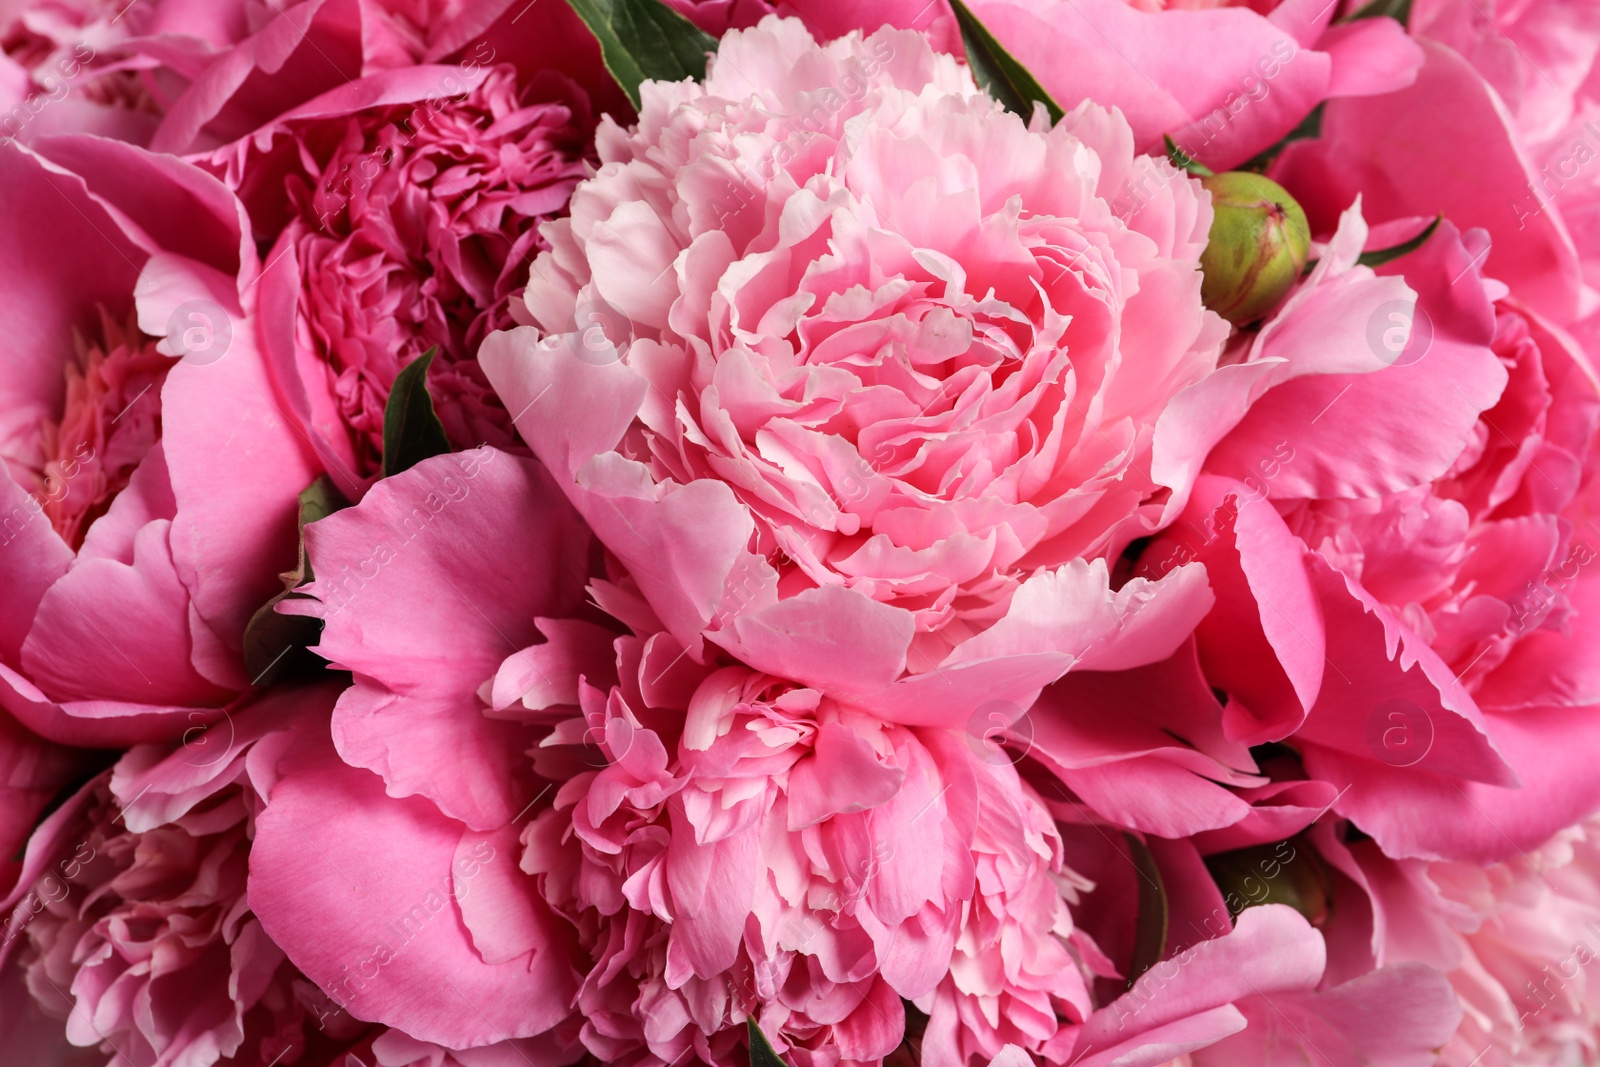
[[0, 134, 323, 747], [1160, 112, 1600, 865], [210, 59, 590, 489]]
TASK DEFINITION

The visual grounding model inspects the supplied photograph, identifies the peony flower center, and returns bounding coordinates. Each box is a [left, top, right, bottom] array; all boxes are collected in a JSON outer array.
[[37, 314, 170, 550]]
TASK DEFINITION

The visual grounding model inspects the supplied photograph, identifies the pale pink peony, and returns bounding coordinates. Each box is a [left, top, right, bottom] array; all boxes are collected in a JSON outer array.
[[1306, 810, 1600, 1067], [1419, 816, 1600, 1067], [481, 16, 1231, 720]]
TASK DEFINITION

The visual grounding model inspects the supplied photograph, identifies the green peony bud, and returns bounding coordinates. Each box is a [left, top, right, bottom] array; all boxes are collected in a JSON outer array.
[[1204, 836, 1333, 927], [1198, 172, 1312, 326]]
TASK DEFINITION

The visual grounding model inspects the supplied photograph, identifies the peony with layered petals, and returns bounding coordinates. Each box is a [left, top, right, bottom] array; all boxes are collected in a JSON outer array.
[[1, 1, 1600, 1066], [481, 16, 1244, 702]]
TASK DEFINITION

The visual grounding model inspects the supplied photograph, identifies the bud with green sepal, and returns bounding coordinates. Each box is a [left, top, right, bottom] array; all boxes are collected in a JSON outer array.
[[1197, 171, 1312, 326]]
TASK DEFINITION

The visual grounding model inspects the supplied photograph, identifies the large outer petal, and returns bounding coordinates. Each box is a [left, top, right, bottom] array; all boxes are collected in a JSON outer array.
[[296, 449, 591, 831], [0, 473, 72, 666], [1074, 905, 1325, 1067], [1191, 962, 1461, 1067], [149, 0, 371, 155], [1206, 220, 1509, 500], [1273, 39, 1585, 323], [1026, 640, 1259, 838], [1296, 555, 1514, 788], [247, 719, 579, 1048], [1303, 702, 1600, 864], [155, 276, 320, 692], [967, 0, 1331, 171], [32, 133, 247, 279]]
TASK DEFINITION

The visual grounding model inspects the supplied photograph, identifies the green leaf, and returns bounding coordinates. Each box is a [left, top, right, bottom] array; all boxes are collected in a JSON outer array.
[[1238, 103, 1324, 172], [747, 1019, 789, 1067], [1163, 134, 1214, 177], [949, 0, 1065, 125], [382, 347, 452, 479], [1342, 0, 1412, 25], [1356, 215, 1441, 268], [562, 0, 718, 109], [241, 476, 350, 688], [1125, 832, 1169, 987], [291, 475, 349, 583]]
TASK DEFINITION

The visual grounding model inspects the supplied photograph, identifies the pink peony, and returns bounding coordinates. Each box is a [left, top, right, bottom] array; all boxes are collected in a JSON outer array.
[[204, 60, 590, 489], [123, 0, 617, 157], [1143, 195, 1600, 862], [1077, 904, 1462, 1067], [1402, 0, 1600, 380], [245, 448, 1468, 1067], [1271, 36, 1588, 324], [1, 680, 578, 1067], [518, 641, 1095, 1067], [481, 16, 1236, 718], [86, 0, 881, 157], [6, 683, 372, 1067], [970, 0, 1424, 171], [0, 0, 161, 146], [246, 449, 1106, 1065], [1409, 0, 1600, 251], [0, 134, 322, 746]]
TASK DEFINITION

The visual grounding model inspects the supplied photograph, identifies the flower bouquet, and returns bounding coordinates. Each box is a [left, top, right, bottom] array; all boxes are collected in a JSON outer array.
[[1, 0, 1598, 1065]]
